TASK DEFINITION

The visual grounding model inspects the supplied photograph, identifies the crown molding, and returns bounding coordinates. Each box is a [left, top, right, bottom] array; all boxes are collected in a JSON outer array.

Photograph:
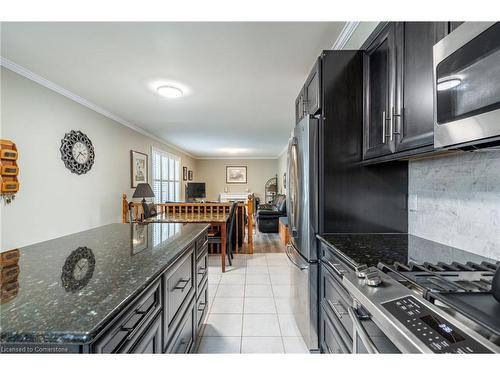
[[331, 21, 360, 50], [277, 144, 288, 159], [0, 56, 196, 159], [197, 156, 279, 160]]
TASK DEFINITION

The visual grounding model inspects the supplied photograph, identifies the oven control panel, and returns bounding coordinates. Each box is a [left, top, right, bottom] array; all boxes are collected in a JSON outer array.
[[382, 296, 492, 353]]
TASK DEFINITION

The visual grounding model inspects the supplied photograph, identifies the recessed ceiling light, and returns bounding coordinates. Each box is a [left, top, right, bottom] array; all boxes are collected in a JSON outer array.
[[437, 77, 462, 91], [157, 85, 183, 99], [219, 148, 248, 154]]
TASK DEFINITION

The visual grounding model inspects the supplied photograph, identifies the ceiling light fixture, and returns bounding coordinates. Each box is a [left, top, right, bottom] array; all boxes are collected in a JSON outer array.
[[157, 85, 183, 99], [437, 76, 462, 91], [219, 148, 248, 154]]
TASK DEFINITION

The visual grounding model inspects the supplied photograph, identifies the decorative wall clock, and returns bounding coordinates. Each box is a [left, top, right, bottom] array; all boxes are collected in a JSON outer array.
[[61, 246, 96, 292], [60, 130, 95, 175]]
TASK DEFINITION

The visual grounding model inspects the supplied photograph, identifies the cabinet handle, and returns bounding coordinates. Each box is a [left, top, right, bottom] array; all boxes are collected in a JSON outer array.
[[173, 278, 191, 292], [327, 299, 347, 319], [197, 266, 207, 276], [387, 109, 393, 142], [382, 110, 386, 143], [323, 259, 346, 277], [122, 307, 156, 341], [197, 302, 207, 312]]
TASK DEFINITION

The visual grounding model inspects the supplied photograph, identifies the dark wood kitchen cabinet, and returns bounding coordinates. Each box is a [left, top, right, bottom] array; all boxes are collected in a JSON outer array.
[[363, 22, 449, 161], [304, 58, 321, 116], [129, 315, 162, 353], [393, 22, 448, 153], [295, 59, 321, 124], [295, 88, 305, 124], [363, 23, 396, 159], [90, 230, 208, 354]]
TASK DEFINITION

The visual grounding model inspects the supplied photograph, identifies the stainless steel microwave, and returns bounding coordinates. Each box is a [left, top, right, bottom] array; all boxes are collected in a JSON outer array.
[[433, 22, 500, 149]]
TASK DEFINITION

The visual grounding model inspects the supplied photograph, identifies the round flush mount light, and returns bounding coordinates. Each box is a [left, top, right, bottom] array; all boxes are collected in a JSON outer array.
[[157, 85, 183, 99], [219, 148, 249, 154], [437, 77, 462, 91]]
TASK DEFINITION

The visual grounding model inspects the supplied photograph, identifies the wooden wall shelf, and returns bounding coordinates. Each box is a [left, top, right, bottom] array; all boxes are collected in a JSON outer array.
[[0, 139, 20, 203]]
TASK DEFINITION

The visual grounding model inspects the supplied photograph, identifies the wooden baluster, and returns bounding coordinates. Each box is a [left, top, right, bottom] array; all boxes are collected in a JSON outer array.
[[122, 194, 128, 223], [247, 195, 253, 254]]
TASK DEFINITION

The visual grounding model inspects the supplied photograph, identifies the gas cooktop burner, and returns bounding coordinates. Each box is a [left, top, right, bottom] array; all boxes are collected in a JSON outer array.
[[378, 259, 500, 341], [380, 260, 497, 294]]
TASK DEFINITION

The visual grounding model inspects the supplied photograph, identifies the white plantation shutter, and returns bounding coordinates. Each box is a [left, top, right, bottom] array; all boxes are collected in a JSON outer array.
[[151, 148, 181, 203]]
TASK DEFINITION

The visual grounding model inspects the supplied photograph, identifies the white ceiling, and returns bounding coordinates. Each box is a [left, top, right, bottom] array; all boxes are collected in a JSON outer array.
[[1, 22, 346, 158]]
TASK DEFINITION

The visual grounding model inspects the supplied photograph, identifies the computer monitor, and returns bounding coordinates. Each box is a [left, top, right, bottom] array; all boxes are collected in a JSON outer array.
[[186, 182, 206, 200]]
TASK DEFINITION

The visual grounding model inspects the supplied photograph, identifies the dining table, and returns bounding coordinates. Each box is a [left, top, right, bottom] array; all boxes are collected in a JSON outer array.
[[143, 210, 231, 272]]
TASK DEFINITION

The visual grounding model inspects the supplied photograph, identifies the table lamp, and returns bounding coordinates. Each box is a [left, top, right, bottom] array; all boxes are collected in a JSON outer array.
[[133, 183, 155, 204]]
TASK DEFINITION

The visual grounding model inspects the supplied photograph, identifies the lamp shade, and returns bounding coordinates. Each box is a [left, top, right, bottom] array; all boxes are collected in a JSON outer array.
[[133, 183, 155, 199]]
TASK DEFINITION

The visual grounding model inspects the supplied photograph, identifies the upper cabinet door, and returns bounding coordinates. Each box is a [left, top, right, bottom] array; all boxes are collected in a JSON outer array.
[[363, 24, 396, 159], [304, 59, 321, 116], [394, 22, 448, 152]]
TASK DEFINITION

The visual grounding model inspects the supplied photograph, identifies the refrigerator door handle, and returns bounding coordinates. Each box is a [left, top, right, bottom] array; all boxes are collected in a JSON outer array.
[[288, 137, 300, 237], [286, 244, 308, 270]]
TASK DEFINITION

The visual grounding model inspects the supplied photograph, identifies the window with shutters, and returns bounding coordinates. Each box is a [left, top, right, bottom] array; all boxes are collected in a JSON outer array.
[[151, 147, 181, 203]]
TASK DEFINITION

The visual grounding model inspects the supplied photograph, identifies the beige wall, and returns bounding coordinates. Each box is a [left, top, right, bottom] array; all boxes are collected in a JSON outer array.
[[195, 158, 278, 202], [1, 68, 196, 250], [277, 150, 287, 195]]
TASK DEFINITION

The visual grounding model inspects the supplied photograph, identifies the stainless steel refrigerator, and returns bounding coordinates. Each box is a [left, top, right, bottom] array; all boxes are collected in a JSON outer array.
[[286, 115, 319, 352]]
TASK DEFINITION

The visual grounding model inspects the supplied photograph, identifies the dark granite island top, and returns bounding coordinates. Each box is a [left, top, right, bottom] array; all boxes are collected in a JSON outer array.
[[0, 222, 209, 346], [317, 233, 496, 269]]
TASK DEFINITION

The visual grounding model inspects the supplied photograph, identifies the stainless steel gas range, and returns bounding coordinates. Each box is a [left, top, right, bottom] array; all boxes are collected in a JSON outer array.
[[318, 234, 500, 354]]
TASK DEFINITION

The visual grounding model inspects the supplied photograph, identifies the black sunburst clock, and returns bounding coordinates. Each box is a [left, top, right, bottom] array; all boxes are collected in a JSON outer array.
[[60, 130, 95, 175]]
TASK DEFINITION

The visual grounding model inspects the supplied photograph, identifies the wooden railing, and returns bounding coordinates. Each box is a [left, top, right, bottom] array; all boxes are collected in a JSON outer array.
[[122, 194, 255, 253]]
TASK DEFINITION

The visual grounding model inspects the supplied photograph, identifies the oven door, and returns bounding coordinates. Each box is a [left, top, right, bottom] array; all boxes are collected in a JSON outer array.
[[433, 22, 500, 149]]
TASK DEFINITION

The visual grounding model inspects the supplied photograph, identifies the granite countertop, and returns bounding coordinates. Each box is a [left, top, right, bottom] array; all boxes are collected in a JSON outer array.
[[0, 222, 208, 345], [317, 233, 496, 269]]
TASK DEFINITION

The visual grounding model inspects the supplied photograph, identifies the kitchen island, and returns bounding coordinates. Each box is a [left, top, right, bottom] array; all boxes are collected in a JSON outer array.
[[0, 222, 209, 353]]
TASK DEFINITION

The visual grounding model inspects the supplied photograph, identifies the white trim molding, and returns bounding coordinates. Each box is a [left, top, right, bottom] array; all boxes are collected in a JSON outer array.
[[0, 56, 196, 159], [196, 156, 279, 160], [277, 144, 288, 159], [331, 22, 360, 50]]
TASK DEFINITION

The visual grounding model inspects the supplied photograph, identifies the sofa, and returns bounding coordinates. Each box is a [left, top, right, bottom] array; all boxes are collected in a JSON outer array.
[[256, 194, 287, 233]]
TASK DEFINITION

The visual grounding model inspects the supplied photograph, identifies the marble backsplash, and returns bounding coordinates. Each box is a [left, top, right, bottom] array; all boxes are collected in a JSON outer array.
[[408, 149, 500, 261]]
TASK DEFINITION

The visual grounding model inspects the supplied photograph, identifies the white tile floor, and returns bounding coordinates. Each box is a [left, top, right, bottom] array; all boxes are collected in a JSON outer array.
[[196, 252, 309, 354]]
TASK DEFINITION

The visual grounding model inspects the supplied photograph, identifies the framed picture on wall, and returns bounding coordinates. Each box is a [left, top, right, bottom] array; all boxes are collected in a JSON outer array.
[[130, 150, 148, 188], [188, 170, 193, 181], [183, 167, 188, 181], [226, 166, 247, 184]]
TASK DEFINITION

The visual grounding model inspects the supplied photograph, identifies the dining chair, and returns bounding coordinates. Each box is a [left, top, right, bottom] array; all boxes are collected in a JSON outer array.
[[208, 202, 237, 267]]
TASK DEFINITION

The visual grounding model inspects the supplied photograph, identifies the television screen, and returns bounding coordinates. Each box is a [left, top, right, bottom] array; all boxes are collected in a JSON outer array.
[[186, 182, 206, 199]]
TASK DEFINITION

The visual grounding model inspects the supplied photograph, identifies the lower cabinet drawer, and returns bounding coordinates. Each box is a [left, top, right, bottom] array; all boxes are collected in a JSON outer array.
[[196, 281, 208, 330], [92, 279, 162, 353], [128, 314, 162, 353], [320, 306, 350, 354], [167, 302, 195, 354], [196, 233, 208, 259], [320, 263, 353, 339], [196, 248, 208, 294], [165, 246, 195, 326]]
